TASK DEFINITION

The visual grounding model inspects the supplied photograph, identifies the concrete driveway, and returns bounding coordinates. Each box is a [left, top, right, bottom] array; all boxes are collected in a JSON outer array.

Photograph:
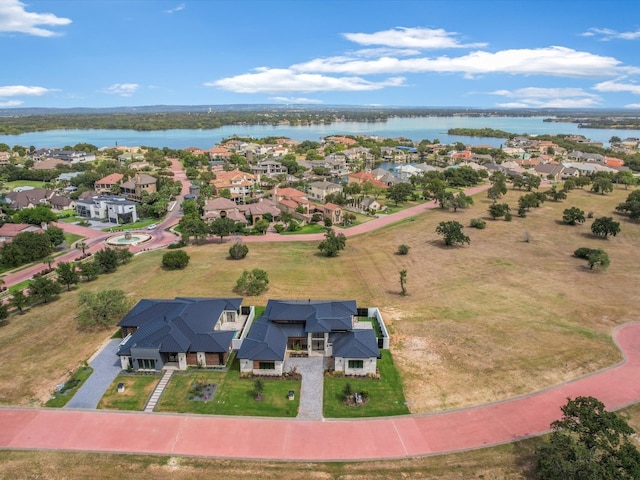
[[65, 339, 122, 409]]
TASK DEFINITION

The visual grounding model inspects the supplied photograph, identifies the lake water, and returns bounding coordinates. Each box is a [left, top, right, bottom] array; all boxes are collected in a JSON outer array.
[[0, 116, 637, 150]]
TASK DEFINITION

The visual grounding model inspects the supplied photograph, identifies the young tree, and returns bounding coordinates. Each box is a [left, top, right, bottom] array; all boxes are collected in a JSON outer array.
[[56, 261, 79, 291], [386, 182, 413, 205], [8, 290, 29, 313], [587, 249, 610, 271], [318, 228, 347, 257], [591, 217, 621, 238], [93, 247, 120, 273], [78, 260, 100, 281], [545, 185, 567, 202], [45, 226, 65, 247], [116, 248, 134, 265], [253, 379, 264, 401], [162, 250, 190, 269], [535, 396, 640, 480], [228, 241, 249, 260], [615, 190, 640, 221], [235, 269, 269, 296], [27, 276, 61, 304], [254, 218, 270, 235], [591, 176, 614, 195], [397, 244, 410, 255], [179, 213, 208, 244], [523, 172, 541, 191], [77, 289, 132, 328], [488, 202, 510, 220], [76, 241, 88, 255], [209, 217, 237, 242], [399, 269, 407, 296], [562, 207, 586, 225], [447, 192, 474, 212], [435, 221, 470, 247]]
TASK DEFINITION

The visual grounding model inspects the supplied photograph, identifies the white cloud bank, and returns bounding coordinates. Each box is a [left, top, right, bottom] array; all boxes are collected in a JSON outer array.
[[594, 79, 640, 95], [102, 83, 140, 96], [164, 3, 186, 14], [0, 85, 51, 96], [581, 27, 640, 41], [208, 68, 405, 94], [343, 26, 487, 49], [0, 0, 71, 37], [489, 87, 602, 108], [270, 96, 323, 104]]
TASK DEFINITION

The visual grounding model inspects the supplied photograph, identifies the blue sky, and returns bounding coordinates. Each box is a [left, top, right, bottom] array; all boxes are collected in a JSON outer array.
[[2, 0, 640, 109]]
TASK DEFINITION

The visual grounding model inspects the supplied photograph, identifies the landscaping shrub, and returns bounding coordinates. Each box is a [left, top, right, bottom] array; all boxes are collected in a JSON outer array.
[[574, 247, 595, 259], [470, 218, 486, 229], [228, 242, 249, 260], [162, 250, 190, 269], [397, 244, 410, 255]]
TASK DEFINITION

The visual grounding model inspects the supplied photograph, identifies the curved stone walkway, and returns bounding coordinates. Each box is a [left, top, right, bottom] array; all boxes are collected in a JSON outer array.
[[1, 322, 639, 461]]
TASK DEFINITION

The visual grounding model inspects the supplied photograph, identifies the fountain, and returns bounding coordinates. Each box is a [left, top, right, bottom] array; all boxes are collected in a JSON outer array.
[[106, 231, 153, 246]]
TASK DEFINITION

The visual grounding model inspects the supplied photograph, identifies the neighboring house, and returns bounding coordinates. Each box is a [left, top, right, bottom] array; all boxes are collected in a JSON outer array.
[[307, 181, 342, 202], [95, 173, 124, 194], [48, 194, 75, 211], [4, 188, 55, 210], [320, 202, 342, 224], [238, 299, 380, 377], [117, 297, 247, 371], [202, 197, 248, 224], [250, 159, 288, 178], [302, 156, 348, 175], [117, 152, 145, 163], [76, 195, 138, 224], [48, 150, 96, 163], [239, 198, 281, 225], [533, 163, 565, 181], [361, 197, 382, 212], [56, 172, 83, 185], [271, 187, 312, 215], [211, 169, 257, 203], [347, 171, 388, 189], [33, 158, 66, 170], [120, 173, 158, 201], [0, 223, 43, 242], [0, 151, 11, 166]]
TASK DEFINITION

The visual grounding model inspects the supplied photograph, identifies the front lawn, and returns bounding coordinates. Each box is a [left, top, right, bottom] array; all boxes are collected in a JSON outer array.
[[156, 360, 300, 417], [280, 224, 326, 235], [323, 350, 409, 418], [102, 218, 163, 232], [64, 233, 83, 248], [45, 365, 93, 407], [98, 374, 159, 411]]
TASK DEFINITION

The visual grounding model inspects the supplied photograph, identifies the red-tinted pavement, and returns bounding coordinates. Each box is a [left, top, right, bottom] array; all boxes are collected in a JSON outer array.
[[1, 322, 639, 461]]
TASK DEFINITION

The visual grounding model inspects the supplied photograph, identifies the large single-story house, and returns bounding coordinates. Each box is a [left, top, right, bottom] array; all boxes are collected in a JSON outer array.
[[117, 297, 246, 371], [237, 299, 380, 377]]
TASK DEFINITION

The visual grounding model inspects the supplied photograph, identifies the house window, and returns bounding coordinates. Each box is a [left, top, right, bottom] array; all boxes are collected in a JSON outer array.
[[259, 362, 275, 370], [138, 358, 156, 370], [348, 360, 364, 369]]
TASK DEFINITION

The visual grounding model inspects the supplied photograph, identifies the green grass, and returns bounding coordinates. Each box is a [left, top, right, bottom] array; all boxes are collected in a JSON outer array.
[[98, 374, 160, 411], [64, 233, 83, 248], [156, 360, 300, 417], [45, 365, 93, 407], [59, 216, 83, 224], [357, 317, 382, 337], [8, 280, 29, 294], [102, 218, 163, 232], [280, 224, 326, 235], [323, 350, 409, 418], [2, 180, 46, 191]]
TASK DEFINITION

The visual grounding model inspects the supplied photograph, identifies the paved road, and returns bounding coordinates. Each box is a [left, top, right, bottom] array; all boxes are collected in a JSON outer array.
[[64, 340, 123, 409], [2, 322, 639, 461]]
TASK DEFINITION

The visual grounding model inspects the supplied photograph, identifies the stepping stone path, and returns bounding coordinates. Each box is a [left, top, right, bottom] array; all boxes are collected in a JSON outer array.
[[144, 370, 174, 412]]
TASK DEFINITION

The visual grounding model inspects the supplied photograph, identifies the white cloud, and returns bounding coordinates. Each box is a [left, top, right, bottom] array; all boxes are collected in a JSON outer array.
[[164, 3, 186, 14], [293, 46, 629, 78], [270, 96, 323, 104], [0, 0, 71, 37], [102, 83, 139, 96], [581, 27, 640, 41], [0, 85, 51, 96], [207, 68, 406, 93], [624, 103, 640, 109], [343, 27, 487, 49], [0, 100, 23, 107], [352, 47, 422, 58], [594, 79, 640, 95], [490, 86, 602, 108]]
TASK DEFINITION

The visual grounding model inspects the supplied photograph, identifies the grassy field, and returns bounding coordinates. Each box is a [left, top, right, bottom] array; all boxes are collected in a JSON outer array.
[[0, 186, 639, 416]]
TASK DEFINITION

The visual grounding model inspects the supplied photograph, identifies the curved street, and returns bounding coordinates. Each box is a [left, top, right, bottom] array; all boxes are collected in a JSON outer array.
[[1, 322, 639, 461]]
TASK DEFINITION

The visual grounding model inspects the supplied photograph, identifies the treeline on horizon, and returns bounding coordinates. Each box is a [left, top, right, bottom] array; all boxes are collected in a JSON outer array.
[[1, 107, 637, 135]]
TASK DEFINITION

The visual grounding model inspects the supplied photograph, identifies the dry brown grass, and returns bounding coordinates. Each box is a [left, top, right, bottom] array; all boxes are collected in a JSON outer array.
[[1, 186, 638, 415]]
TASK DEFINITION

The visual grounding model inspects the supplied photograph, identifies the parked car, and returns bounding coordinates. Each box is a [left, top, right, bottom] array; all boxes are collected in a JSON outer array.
[[147, 223, 157, 230]]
